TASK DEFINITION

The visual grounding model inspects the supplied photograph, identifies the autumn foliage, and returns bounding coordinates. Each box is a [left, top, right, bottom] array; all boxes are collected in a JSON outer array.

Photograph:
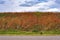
[[0, 12, 60, 31]]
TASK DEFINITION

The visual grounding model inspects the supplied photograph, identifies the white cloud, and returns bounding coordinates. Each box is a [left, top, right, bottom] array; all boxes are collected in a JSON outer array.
[[46, 8, 60, 12], [14, 0, 58, 12], [0, 0, 60, 12]]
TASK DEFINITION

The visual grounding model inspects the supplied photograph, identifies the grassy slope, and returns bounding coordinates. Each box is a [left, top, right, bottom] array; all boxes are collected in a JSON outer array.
[[0, 12, 60, 35]]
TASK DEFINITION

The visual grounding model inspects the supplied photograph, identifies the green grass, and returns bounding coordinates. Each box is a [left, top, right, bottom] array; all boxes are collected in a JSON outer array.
[[0, 29, 60, 36]]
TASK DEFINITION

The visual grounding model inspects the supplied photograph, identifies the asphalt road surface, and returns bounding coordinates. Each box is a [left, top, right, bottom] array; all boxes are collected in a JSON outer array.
[[0, 36, 60, 40]]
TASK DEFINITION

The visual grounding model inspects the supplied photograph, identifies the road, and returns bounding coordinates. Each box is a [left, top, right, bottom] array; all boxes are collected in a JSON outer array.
[[0, 36, 60, 40]]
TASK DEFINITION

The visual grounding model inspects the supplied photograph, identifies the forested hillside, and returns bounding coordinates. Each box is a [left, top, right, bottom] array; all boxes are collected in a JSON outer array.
[[0, 12, 60, 33]]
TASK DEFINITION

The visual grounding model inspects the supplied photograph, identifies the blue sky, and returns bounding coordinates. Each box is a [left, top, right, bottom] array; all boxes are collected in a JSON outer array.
[[0, 0, 60, 12]]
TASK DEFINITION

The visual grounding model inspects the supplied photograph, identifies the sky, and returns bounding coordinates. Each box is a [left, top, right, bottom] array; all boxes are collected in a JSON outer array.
[[0, 0, 60, 12]]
